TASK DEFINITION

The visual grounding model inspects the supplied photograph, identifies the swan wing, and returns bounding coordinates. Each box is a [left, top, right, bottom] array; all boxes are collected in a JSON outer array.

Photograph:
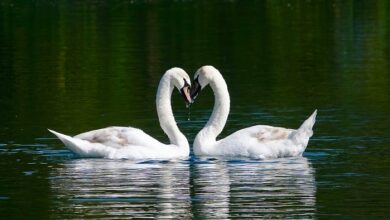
[[214, 110, 317, 159], [74, 126, 163, 149], [49, 129, 190, 159], [48, 129, 114, 157], [222, 125, 294, 143], [209, 125, 295, 158]]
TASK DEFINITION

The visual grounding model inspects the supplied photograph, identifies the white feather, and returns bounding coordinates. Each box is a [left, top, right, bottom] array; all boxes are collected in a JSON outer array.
[[193, 66, 317, 159], [49, 68, 191, 160]]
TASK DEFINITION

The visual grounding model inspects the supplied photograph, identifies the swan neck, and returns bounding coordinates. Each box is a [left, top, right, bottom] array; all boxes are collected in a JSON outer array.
[[156, 75, 189, 149], [195, 74, 230, 150]]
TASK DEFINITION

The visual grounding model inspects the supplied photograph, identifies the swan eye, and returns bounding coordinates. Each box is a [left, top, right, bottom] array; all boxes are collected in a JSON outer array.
[[194, 76, 200, 87], [180, 79, 192, 105], [190, 76, 201, 100], [183, 78, 190, 88]]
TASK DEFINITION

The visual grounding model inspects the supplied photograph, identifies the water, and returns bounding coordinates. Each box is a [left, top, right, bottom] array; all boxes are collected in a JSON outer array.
[[48, 158, 313, 218], [0, 0, 389, 218]]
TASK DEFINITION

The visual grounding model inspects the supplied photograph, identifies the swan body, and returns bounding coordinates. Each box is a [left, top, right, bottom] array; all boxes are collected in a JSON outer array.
[[49, 67, 192, 160], [190, 65, 317, 159]]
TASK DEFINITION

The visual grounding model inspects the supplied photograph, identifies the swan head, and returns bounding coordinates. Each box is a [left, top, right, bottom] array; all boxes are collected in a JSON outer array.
[[168, 67, 192, 106], [190, 65, 219, 101]]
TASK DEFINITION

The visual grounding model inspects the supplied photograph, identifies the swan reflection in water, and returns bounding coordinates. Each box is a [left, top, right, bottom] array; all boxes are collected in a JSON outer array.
[[50, 159, 192, 219], [192, 157, 316, 219], [50, 157, 315, 218]]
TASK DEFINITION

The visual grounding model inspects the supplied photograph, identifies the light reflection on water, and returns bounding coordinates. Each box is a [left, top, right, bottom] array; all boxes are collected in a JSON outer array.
[[50, 157, 315, 218], [1, 0, 388, 218], [50, 159, 192, 219]]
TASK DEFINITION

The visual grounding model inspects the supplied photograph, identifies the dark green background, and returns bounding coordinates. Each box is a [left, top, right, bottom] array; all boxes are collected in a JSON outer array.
[[0, 1, 389, 218]]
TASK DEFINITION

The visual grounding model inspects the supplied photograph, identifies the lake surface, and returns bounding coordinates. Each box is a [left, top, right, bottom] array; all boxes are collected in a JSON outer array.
[[0, 1, 389, 219]]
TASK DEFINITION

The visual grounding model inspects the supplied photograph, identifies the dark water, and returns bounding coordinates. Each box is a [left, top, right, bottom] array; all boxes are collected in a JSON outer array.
[[0, 1, 389, 219]]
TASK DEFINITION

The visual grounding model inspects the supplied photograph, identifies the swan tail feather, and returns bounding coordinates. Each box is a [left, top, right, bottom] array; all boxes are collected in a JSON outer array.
[[288, 110, 317, 150], [48, 129, 108, 158]]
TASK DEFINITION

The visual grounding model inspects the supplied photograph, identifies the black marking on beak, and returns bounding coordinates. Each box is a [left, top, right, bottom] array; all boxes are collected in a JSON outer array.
[[180, 79, 192, 105], [190, 76, 201, 102]]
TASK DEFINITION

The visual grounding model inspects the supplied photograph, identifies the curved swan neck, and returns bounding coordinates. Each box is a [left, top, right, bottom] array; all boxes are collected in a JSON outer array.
[[195, 73, 230, 148], [156, 74, 189, 149]]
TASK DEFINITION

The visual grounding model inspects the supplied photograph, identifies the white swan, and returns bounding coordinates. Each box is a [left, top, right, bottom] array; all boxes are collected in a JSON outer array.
[[190, 65, 317, 159], [49, 67, 192, 160]]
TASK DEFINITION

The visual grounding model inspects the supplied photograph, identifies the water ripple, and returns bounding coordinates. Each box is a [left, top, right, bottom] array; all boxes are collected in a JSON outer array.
[[50, 158, 315, 218]]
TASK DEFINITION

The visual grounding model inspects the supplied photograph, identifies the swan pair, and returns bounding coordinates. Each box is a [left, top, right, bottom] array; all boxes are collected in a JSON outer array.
[[49, 66, 316, 160]]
